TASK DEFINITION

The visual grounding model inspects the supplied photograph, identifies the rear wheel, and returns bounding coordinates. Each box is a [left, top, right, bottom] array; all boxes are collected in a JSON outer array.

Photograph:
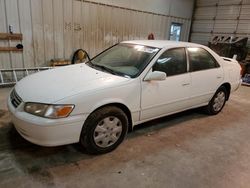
[[80, 106, 128, 154], [205, 86, 227, 115]]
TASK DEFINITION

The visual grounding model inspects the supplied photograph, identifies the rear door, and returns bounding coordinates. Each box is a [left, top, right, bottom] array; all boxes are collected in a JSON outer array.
[[187, 47, 223, 106]]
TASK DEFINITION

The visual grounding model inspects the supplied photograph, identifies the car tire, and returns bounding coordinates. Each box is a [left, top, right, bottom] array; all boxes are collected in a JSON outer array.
[[80, 106, 128, 154], [205, 86, 227, 115]]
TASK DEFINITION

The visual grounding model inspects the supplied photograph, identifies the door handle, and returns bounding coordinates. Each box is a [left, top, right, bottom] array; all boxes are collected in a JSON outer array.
[[182, 83, 190, 86]]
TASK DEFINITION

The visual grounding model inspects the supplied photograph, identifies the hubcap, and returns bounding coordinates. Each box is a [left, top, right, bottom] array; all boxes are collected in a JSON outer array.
[[93, 116, 122, 148], [213, 91, 225, 112]]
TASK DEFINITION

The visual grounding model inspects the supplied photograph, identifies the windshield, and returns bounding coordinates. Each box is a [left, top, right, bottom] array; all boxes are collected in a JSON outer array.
[[88, 43, 160, 78]]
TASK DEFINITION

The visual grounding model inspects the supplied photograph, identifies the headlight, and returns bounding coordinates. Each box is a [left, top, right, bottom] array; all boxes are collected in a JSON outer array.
[[24, 103, 74, 118]]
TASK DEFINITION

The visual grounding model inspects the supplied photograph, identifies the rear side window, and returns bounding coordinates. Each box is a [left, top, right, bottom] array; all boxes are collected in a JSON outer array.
[[153, 48, 187, 76], [187, 47, 219, 72]]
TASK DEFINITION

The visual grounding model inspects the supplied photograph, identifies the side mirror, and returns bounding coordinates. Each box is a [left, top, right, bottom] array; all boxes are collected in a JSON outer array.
[[144, 71, 167, 81]]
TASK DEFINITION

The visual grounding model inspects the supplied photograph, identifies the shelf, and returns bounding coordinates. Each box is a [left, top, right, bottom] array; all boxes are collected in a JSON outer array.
[[0, 33, 23, 40], [0, 47, 23, 52]]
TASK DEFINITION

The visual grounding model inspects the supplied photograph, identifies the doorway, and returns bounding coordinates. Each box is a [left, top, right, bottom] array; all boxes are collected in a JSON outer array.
[[169, 23, 182, 41]]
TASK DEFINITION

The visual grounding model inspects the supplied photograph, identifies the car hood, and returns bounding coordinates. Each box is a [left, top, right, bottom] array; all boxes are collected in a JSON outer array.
[[15, 63, 130, 103]]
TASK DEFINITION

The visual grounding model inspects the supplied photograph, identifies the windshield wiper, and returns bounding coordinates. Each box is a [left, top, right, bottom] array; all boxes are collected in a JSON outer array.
[[91, 64, 119, 76]]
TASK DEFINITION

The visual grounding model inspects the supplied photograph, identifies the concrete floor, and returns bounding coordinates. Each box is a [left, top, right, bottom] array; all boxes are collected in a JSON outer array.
[[0, 86, 250, 188]]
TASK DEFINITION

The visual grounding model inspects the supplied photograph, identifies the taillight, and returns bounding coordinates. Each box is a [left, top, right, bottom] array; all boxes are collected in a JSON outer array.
[[239, 64, 244, 77], [240, 67, 243, 77]]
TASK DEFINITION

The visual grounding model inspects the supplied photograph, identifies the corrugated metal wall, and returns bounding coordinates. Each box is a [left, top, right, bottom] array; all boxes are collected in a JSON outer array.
[[0, 0, 192, 69], [190, 0, 250, 45]]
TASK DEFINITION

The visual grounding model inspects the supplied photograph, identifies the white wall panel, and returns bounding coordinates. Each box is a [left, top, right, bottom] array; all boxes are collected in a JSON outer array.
[[243, 0, 250, 4], [5, 0, 22, 68], [88, 0, 194, 18], [0, 0, 10, 69], [88, 0, 171, 16], [196, 0, 218, 7], [31, 0, 45, 67], [216, 5, 240, 19], [73, 0, 83, 51], [192, 20, 214, 33], [63, 0, 73, 60], [194, 7, 216, 20], [53, 0, 64, 59], [218, 0, 242, 5], [0, 0, 192, 69], [240, 5, 250, 19], [184, 20, 192, 41], [190, 33, 210, 45], [169, 0, 194, 18], [42, 0, 54, 64], [18, 0, 35, 68], [237, 20, 250, 34], [213, 20, 238, 33]]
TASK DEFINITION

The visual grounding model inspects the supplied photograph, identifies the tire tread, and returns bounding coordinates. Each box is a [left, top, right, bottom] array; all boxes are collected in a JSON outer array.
[[80, 106, 128, 154]]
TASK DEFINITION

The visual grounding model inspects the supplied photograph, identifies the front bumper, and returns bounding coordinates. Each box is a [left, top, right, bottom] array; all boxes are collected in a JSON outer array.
[[8, 96, 87, 146]]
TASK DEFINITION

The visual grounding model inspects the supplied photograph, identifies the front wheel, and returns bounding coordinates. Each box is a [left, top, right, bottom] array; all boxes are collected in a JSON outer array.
[[205, 86, 227, 115], [80, 106, 128, 154]]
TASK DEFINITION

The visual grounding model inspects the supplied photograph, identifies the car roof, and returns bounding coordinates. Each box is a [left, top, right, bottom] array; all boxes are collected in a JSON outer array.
[[121, 40, 204, 49]]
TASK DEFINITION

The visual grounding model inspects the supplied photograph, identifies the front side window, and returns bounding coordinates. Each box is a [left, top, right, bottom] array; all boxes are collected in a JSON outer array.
[[188, 47, 219, 72], [88, 44, 159, 78], [153, 48, 187, 76]]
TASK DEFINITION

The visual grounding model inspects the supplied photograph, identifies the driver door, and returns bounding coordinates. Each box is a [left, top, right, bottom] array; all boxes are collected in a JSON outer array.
[[140, 48, 192, 121]]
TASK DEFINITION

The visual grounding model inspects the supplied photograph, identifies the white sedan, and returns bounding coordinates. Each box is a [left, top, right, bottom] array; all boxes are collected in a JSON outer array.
[[8, 40, 241, 154]]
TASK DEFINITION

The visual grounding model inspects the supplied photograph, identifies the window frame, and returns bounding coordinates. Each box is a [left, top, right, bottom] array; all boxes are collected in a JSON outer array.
[[186, 47, 220, 73], [151, 47, 188, 77]]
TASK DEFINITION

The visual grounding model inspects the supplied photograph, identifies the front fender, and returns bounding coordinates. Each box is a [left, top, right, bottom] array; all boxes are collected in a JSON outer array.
[[55, 80, 141, 124]]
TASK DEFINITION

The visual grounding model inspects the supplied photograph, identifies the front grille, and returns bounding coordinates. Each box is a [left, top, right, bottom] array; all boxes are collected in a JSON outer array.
[[10, 89, 22, 108]]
